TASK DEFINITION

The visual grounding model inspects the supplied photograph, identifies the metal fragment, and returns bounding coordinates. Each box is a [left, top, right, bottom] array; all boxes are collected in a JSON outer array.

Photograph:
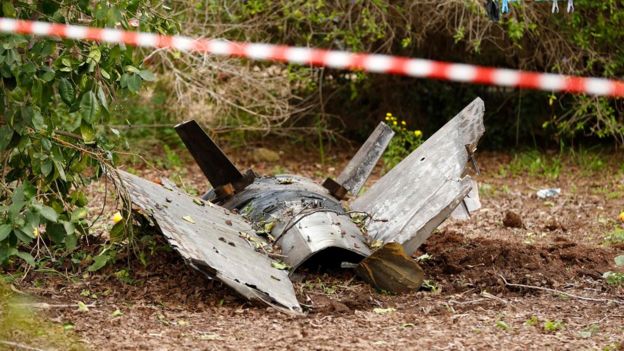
[[116, 170, 302, 315], [352, 98, 485, 255], [335, 121, 394, 196], [355, 242, 424, 293], [175, 120, 254, 192], [220, 175, 371, 271]]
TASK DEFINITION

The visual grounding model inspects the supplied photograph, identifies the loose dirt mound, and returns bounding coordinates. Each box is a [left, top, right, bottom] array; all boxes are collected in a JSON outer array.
[[419, 229, 617, 294]]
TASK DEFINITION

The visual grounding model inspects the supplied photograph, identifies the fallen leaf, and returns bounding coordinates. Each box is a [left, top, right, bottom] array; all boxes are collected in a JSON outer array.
[[373, 307, 396, 315], [111, 309, 123, 318], [271, 261, 290, 270], [182, 215, 195, 224], [77, 301, 89, 312]]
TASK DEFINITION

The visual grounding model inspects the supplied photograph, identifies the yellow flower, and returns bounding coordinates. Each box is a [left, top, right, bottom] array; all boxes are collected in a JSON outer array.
[[392, 121, 397, 126], [33, 227, 39, 238], [112, 211, 123, 224], [384, 116, 390, 121], [386, 112, 392, 117], [401, 121, 406, 126], [619, 211, 624, 222], [414, 130, 422, 138]]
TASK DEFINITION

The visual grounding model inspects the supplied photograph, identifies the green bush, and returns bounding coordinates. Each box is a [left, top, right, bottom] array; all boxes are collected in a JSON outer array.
[[0, 1, 173, 265], [176, 1, 624, 147], [382, 112, 423, 171]]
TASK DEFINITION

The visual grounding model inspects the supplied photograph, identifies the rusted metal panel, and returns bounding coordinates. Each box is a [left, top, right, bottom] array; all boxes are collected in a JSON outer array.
[[355, 242, 424, 293], [352, 98, 485, 255], [336, 122, 394, 196], [116, 170, 302, 315]]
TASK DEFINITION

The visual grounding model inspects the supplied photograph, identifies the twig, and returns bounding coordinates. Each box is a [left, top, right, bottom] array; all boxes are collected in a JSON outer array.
[[481, 290, 509, 304], [10, 302, 96, 309], [498, 274, 624, 305], [0, 340, 51, 351]]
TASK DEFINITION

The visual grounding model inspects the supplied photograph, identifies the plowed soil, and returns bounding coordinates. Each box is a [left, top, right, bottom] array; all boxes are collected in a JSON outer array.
[[6, 150, 624, 350]]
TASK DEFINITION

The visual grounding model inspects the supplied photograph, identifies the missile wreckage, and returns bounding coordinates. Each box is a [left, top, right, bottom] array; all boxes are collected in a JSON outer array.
[[116, 97, 485, 315]]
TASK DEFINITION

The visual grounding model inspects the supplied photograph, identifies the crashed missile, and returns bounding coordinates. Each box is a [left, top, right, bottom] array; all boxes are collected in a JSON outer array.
[[116, 97, 485, 312]]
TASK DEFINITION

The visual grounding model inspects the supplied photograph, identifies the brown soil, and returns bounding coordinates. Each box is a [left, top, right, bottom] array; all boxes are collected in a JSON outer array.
[[5, 150, 624, 350]]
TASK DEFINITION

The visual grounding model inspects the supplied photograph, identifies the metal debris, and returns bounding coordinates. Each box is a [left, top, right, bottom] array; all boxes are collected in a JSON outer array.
[[323, 122, 394, 199], [355, 242, 424, 293], [352, 97, 485, 255], [116, 170, 302, 315], [117, 98, 486, 310], [537, 188, 561, 199]]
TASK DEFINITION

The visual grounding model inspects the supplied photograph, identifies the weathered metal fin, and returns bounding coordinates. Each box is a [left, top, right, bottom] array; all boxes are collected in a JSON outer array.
[[355, 242, 424, 293], [352, 98, 485, 255], [115, 170, 302, 315], [450, 179, 481, 220], [335, 122, 394, 196], [175, 120, 243, 189]]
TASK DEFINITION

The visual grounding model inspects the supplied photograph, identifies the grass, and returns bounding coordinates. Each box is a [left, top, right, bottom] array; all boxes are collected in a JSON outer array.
[[498, 148, 612, 180], [0, 281, 85, 350], [604, 227, 624, 245], [543, 320, 565, 333]]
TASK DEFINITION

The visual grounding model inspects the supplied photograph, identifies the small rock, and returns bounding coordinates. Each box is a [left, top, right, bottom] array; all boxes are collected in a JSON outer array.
[[544, 218, 566, 231], [251, 147, 280, 162], [503, 210, 524, 228], [536, 188, 561, 199]]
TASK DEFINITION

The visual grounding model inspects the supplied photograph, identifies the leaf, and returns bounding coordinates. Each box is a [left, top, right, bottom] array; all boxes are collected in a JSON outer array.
[[31, 109, 45, 131], [271, 261, 290, 270], [0, 247, 17, 263], [97, 85, 109, 112], [373, 307, 396, 314], [80, 123, 96, 144], [100, 68, 111, 80], [87, 254, 110, 272], [41, 159, 53, 176], [46, 223, 65, 243], [35, 205, 59, 222], [71, 207, 88, 222], [0, 126, 13, 150], [182, 215, 195, 224], [126, 74, 142, 93], [79, 91, 99, 124], [111, 309, 123, 318], [2, 2, 16, 17], [54, 160, 67, 181], [109, 221, 125, 243], [0, 224, 12, 241], [138, 69, 156, 81], [65, 233, 77, 251], [63, 221, 75, 235], [77, 301, 89, 312], [615, 255, 624, 267], [15, 251, 35, 266], [58, 78, 75, 106]]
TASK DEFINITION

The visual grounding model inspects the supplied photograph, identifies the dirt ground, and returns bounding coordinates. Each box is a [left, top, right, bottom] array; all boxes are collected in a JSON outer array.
[[6, 149, 624, 350]]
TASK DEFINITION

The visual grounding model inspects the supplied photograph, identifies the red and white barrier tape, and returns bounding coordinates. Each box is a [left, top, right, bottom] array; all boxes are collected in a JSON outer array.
[[1, 17, 623, 97]]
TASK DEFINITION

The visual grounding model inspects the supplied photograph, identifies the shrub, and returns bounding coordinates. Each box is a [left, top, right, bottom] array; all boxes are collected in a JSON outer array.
[[0, 1, 173, 265]]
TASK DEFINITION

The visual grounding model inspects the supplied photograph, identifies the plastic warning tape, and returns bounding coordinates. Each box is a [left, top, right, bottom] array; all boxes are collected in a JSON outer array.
[[1, 17, 623, 97]]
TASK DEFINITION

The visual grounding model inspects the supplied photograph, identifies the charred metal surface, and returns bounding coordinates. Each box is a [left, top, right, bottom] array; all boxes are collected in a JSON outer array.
[[219, 175, 371, 271], [336, 121, 394, 196], [175, 120, 253, 191], [352, 98, 485, 255], [119, 98, 486, 306], [117, 170, 302, 315], [355, 242, 424, 293], [321, 177, 348, 200]]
